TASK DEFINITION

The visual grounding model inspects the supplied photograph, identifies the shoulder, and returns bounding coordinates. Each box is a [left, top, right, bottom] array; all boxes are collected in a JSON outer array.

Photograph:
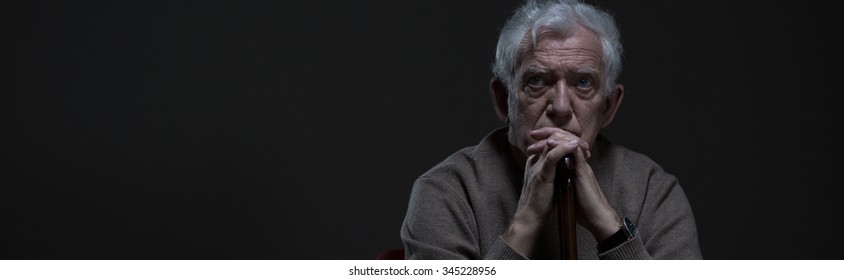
[[593, 135, 684, 213], [415, 128, 512, 189], [407, 127, 520, 221], [403, 128, 513, 238], [596, 135, 676, 185]]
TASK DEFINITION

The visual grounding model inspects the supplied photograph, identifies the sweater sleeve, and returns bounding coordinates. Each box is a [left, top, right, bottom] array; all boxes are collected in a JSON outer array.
[[597, 235, 652, 260], [401, 176, 526, 260], [485, 237, 528, 260], [401, 176, 478, 259]]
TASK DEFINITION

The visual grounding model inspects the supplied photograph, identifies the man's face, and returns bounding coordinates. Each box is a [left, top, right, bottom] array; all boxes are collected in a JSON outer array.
[[507, 24, 612, 156]]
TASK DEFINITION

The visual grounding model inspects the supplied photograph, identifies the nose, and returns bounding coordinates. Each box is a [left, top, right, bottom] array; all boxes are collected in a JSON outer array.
[[546, 80, 573, 121]]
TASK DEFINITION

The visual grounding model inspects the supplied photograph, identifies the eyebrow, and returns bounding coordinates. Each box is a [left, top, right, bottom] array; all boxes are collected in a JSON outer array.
[[574, 67, 600, 76], [522, 65, 549, 75], [521, 65, 600, 76]]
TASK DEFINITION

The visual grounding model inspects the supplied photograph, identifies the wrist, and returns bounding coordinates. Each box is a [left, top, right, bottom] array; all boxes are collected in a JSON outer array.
[[502, 212, 543, 257], [596, 217, 638, 253], [591, 212, 622, 242]]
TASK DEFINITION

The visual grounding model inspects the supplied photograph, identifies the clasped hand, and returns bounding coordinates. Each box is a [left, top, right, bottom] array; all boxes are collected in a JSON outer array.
[[503, 127, 621, 257]]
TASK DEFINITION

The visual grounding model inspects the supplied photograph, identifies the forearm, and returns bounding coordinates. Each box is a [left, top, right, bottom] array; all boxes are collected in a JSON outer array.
[[500, 210, 542, 258]]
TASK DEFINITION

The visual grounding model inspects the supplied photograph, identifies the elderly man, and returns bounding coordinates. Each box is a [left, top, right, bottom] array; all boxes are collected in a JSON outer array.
[[401, 0, 701, 259]]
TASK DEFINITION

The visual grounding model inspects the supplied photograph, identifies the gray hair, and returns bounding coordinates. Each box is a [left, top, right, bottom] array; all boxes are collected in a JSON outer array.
[[492, 0, 622, 97]]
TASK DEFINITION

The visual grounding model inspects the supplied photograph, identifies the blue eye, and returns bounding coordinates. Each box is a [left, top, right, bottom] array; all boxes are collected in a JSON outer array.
[[527, 76, 544, 87], [575, 77, 592, 89]]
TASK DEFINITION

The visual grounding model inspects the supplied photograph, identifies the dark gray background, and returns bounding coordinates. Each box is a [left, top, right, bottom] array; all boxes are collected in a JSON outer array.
[[2, 0, 843, 259]]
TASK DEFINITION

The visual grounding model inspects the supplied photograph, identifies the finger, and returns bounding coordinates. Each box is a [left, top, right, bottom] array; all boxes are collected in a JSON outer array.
[[573, 147, 590, 176], [530, 128, 590, 151], [527, 139, 548, 155], [527, 138, 577, 155], [523, 154, 540, 181], [526, 154, 540, 166], [544, 137, 580, 170], [529, 127, 567, 140], [583, 146, 591, 160], [529, 128, 553, 139], [529, 145, 555, 187]]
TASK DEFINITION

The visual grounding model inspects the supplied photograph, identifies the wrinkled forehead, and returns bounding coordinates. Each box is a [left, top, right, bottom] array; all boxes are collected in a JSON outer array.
[[514, 24, 605, 73]]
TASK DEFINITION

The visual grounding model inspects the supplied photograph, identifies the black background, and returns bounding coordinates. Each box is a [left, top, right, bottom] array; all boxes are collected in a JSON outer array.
[[3, 0, 843, 259]]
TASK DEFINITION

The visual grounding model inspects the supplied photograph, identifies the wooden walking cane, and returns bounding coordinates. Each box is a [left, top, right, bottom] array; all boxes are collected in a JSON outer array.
[[556, 154, 577, 259]]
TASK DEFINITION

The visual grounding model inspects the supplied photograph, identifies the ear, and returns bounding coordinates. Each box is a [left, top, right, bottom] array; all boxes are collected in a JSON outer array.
[[600, 84, 625, 128], [490, 77, 509, 123]]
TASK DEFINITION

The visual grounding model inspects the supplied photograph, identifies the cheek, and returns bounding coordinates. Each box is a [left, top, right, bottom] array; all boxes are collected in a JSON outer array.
[[574, 96, 604, 118], [515, 94, 546, 120], [509, 96, 547, 147], [573, 101, 604, 140]]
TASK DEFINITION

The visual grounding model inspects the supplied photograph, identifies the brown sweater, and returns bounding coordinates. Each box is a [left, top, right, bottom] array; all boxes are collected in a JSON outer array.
[[401, 128, 702, 259]]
